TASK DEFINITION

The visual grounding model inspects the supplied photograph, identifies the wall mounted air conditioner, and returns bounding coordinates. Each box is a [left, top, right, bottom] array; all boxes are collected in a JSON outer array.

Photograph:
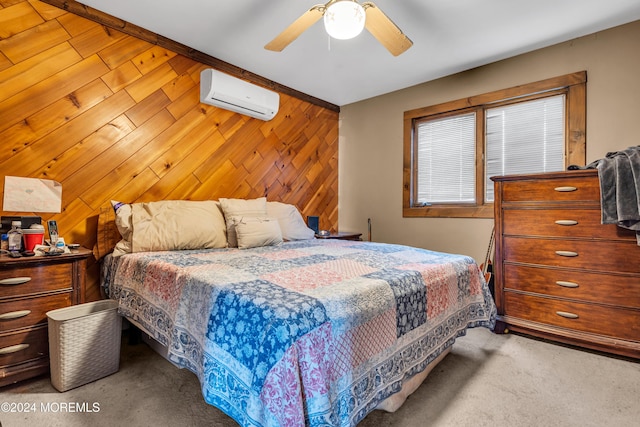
[[200, 69, 279, 121]]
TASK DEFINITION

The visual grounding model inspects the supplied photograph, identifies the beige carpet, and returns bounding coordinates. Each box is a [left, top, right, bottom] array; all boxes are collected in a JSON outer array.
[[2, 327, 638, 427]]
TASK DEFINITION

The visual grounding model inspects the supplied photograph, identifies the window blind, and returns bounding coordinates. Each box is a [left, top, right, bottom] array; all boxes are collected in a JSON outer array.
[[416, 113, 476, 204], [485, 95, 565, 201]]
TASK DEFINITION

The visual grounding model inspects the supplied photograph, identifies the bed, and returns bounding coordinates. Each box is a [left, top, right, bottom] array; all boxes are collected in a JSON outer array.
[[96, 198, 496, 427]]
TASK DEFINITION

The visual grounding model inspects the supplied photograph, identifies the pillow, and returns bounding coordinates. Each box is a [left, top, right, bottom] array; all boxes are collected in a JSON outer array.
[[219, 197, 267, 247], [266, 201, 315, 241], [111, 200, 227, 256], [112, 201, 133, 257], [234, 217, 283, 249]]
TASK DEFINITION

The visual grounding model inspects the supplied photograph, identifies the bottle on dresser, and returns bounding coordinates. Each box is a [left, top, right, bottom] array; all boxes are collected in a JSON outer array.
[[7, 220, 23, 252]]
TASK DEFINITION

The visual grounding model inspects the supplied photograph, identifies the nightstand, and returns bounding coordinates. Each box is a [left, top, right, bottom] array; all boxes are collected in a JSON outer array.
[[0, 247, 92, 386], [315, 232, 362, 241]]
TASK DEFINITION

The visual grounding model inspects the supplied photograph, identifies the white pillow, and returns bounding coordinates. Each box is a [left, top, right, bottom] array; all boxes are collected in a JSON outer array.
[[219, 197, 268, 247], [111, 200, 227, 256], [266, 201, 315, 241], [234, 217, 283, 249], [112, 201, 133, 256]]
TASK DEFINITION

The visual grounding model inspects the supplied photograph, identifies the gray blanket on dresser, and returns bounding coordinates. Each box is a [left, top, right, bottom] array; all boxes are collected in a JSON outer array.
[[586, 146, 640, 244]]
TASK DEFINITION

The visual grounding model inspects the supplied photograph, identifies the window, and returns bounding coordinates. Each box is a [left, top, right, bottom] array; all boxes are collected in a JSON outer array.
[[403, 71, 586, 218], [416, 113, 476, 204], [484, 94, 565, 202]]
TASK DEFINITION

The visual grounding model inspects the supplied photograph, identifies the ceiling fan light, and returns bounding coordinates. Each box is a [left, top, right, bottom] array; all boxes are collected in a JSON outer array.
[[324, 1, 366, 40]]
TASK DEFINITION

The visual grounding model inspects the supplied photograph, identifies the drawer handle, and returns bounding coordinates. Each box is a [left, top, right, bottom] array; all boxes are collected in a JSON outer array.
[[556, 311, 579, 319], [0, 310, 31, 320], [0, 277, 32, 286], [555, 220, 578, 226], [556, 281, 579, 288], [554, 186, 577, 192], [555, 250, 578, 257], [0, 343, 30, 355]]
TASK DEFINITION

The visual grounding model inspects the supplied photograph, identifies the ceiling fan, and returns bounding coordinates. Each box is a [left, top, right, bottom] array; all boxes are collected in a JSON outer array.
[[265, 0, 413, 56]]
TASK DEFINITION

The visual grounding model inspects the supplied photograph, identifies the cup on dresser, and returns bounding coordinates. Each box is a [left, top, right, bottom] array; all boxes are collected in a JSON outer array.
[[23, 229, 45, 252]]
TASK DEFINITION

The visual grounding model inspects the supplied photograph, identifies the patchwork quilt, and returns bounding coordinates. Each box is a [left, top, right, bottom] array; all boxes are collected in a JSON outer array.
[[102, 239, 496, 426]]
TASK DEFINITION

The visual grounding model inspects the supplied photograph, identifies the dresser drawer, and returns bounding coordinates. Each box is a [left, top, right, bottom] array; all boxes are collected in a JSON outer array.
[[0, 292, 72, 333], [0, 263, 73, 299], [0, 327, 49, 367], [504, 264, 640, 308], [503, 236, 640, 274], [504, 292, 640, 342], [502, 208, 637, 241], [501, 175, 600, 203]]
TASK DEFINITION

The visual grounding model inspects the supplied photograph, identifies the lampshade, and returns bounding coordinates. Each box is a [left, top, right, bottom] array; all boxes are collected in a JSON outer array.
[[323, 1, 366, 40]]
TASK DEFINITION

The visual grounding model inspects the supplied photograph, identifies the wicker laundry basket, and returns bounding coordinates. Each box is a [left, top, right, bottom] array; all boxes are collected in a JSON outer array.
[[46, 300, 122, 392]]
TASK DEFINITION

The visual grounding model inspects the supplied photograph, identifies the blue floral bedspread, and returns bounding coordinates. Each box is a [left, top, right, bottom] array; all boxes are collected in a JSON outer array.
[[103, 239, 496, 426]]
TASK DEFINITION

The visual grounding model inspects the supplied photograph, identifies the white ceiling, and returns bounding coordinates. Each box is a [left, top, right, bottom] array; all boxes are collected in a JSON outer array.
[[77, 0, 640, 107]]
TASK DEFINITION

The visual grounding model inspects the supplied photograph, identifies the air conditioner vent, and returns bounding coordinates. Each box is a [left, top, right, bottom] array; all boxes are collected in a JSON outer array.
[[200, 69, 279, 121]]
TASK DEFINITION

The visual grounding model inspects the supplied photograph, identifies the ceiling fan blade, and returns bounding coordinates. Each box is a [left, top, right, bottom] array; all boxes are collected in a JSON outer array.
[[265, 5, 325, 52], [363, 2, 413, 56]]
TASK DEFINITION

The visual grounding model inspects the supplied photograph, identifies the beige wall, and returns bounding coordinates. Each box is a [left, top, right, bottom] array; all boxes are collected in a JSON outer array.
[[338, 20, 640, 263]]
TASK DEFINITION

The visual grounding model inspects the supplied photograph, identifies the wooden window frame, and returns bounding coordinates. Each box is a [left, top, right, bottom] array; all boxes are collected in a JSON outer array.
[[403, 71, 587, 218]]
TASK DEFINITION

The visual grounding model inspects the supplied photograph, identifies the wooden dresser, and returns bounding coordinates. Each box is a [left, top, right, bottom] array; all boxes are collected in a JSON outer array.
[[491, 170, 640, 358], [0, 248, 92, 386]]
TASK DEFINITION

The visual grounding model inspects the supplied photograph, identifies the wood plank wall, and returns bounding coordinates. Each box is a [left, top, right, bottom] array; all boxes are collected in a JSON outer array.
[[0, 0, 339, 301]]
